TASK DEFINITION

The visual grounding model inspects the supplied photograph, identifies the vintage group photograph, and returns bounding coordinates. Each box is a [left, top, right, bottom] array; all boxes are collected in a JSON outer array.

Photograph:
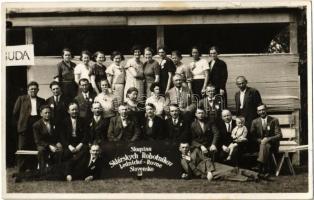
[[2, 1, 313, 199]]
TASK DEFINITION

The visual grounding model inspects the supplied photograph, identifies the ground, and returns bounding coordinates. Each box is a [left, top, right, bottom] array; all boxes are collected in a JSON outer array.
[[5, 166, 309, 193]]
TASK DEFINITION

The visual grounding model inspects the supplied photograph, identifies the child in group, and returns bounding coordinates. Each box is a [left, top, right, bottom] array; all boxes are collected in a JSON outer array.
[[227, 116, 248, 160]]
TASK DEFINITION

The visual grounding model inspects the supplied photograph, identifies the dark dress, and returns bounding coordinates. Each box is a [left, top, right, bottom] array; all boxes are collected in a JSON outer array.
[[159, 57, 176, 94], [57, 60, 78, 100], [90, 63, 107, 92]]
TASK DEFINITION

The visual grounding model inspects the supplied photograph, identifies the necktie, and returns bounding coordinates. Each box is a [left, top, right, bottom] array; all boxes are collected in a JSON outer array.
[[174, 119, 178, 125], [227, 123, 231, 133], [55, 96, 59, 105], [84, 93, 89, 101], [148, 119, 153, 128], [72, 119, 77, 137], [262, 119, 267, 130]]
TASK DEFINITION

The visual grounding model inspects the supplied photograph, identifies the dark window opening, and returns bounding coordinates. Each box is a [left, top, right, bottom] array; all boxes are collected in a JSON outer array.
[[32, 26, 156, 56], [164, 24, 289, 54]]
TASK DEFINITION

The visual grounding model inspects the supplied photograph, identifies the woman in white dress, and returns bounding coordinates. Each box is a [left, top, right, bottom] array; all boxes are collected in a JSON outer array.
[[74, 50, 92, 84]]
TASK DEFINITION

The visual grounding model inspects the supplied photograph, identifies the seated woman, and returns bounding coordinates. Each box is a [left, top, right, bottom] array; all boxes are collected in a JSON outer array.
[[125, 87, 145, 125], [145, 82, 166, 118]]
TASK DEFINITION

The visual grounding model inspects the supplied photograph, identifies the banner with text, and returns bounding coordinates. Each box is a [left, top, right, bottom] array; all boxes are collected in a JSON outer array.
[[101, 141, 182, 179], [6, 44, 35, 66]]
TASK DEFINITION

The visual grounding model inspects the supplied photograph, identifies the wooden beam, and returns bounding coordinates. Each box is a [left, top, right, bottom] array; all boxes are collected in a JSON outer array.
[[156, 26, 164, 49], [9, 16, 127, 27], [25, 27, 32, 44], [128, 13, 293, 26], [289, 20, 298, 53]]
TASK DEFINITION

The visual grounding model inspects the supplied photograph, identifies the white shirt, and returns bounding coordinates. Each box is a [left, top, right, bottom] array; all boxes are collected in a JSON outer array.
[[190, 59, 209, 79], [54, 95, 60, 104], [88, 156, 97, 167], [74, 63, 91, 81], [121, 117, 128, 127], [198, 121, 205, 132], [173, 118, 179, 125], [148, 118, 154, 128], [30, 97, 38, 116], [82, 92, 90, 100], [209, 59, 215, 70], [262, 117, 268, 129], [94, 116, 101, 123], [239, 89, 247, 109], [71, 118, 77, 137]]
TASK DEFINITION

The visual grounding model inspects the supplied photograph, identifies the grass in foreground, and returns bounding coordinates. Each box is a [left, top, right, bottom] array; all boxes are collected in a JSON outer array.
[[6, 166, 308, 193]]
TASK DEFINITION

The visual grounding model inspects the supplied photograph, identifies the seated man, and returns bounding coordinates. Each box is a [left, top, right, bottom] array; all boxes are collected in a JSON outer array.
[[74, 78, 96, 123], [142, 103, 165, 140], [250, 104, 282, 177], [165, 103, 190, 145], [191, 108, 219, 157], [179, 142, 259, 182], [107, 103, 141, 142], [60, 102, 88, 161], [87, 102, 108, 146], [33, 105, 63, 172], [13, 143, 103, 182]]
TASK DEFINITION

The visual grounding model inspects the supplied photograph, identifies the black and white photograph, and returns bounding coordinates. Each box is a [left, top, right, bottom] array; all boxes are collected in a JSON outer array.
[[2, 1, 313, 199]]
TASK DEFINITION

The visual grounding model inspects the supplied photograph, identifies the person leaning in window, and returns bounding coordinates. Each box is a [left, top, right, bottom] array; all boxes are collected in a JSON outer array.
[[55, 48, 77, 100], [157, 46, 176, 94], [208, 46, 228, 106], [94, 79, 118, 133], [189, 46, 210, 100], [13, 81, 46, 172], [33, 105, 63, 172], [143, 47, 160, 98], [90, 51, 107, 94], [106, 51, 126, 104], [74, 50, 92, 85], [107, 103, 141, 142], [74, 78, 96, 124], [171, 50, 192, 90], [60, 102, 88, 161], [145, 82, 167, 118], [46, 81, 70, 129], [141, 103, 165, 140], [124, 45, 145, 101]]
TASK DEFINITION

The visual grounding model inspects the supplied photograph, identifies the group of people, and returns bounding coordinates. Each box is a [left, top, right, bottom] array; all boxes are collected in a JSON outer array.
[[12, 45, 282, 182]]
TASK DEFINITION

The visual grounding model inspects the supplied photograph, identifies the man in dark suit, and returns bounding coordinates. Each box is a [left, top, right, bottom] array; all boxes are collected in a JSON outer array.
[[107, 103, 141, 142], [216, 109, 239, 163], [250, 104, 282, 177], [234, 76, 262, 132], [13, 143, 103, 182], [87, 102, 108, 146], [165, 103, 190, 145], [33, 105, 63, 172], [195, 84, 223, 124], [74, 78, 96, 123], [13, 81, 46, 172], [191, 107, 219, 157], [208, 46, 228, 105], [46, 81, 70, 128], [60, 102, 88, 161], [142, 103, 165, 140]]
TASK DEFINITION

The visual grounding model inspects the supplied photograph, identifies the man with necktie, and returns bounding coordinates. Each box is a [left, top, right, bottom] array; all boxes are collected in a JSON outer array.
[[142, 103, 165, 140], [33, 105, 63, 172], [13, 81, 46, 172], [250, 104, 282, 178]]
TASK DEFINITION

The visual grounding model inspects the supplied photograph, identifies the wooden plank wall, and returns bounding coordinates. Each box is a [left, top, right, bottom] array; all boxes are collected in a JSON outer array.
[[28, 54, 300, 113]]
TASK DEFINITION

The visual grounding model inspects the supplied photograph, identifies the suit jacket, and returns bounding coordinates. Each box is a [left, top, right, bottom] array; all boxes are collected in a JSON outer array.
[[65, 149, 103, 180], [165, 116, 190, 143], [46, 95, 70, 126], [235, 87, 262, 128], [165, 86, 194, 111], [191, 119, 219, 148], [197, 97, 223, 124], [60, 117, 88, 147], [181, 148, 215, 178], [107, 116, 141, 142], [217, 119, 237, 147], [74, 92, 96, 121], [250, 116, 282, 150], [87, 116, 108, 144], [142, 116, 165, 140], [33, 119, 60, 150], [208, 58, 228, 91], [13, 95, 46, 133]]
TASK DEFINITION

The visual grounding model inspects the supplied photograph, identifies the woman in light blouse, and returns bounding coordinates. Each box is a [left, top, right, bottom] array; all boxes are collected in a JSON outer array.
[[106, 51, 125, 104], [143, 47, 160, 98], [74, 50, 92, 84], [125, 87, 145, 125], [124, 45, 145, 101], [94, 79, 118, 127], [189, 46, 210, 99], [145, 82, 166, 118]]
